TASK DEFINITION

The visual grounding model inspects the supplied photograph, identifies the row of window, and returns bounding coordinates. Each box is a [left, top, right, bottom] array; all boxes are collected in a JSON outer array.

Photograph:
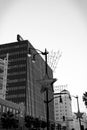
[[9, 58, 27, 65], [9, 59, 26, 66], [6, 93, 25, 98], [7, 86, 25, 91], [8, 66, 26, 73], [9, 52, 27, 60], [7, 81, 26, 87], [8, 73, 26, 80], [6, 97, 25, 104], [8, 78, 26, 83], [0, 42, 27, 50], [56, 112, 68, 116], [0, 44, 27, 55], [8, 88, 25, 95], [0, 51, 27, 62], [0, 104, 19, 115], [56, 117, 65, 120]]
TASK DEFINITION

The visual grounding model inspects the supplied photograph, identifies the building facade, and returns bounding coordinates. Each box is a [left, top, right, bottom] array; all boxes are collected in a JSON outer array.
[[0, 40, 54, 124], [0, 98, 25, 129], [54, 89, 73, 130], [0, 98, 20, 115], [0, 54, 8, 99]]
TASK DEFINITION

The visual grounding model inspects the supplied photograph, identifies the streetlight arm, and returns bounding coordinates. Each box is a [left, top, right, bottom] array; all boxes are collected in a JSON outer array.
[[29, 48, 49, 56], [28, 48, 49, 75], [35, 48, 49, 55], [72, 95, 78, 98], [54, 92, 68, 95], [72, 95, 80, 112], [44, 94, 66, 104]]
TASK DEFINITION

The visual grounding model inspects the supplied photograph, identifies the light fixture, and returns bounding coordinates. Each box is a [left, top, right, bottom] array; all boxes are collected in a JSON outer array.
[[28, 49, 32, 57], [32, 55, 36, 63]]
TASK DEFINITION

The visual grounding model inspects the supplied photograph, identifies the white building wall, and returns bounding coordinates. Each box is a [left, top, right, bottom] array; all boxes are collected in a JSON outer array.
[[54, 89, 73, 130], [82, 113, 87, 129], [54, 89, 87, 130]]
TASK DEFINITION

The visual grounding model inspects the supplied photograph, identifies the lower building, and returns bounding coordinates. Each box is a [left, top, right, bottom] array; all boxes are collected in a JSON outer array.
[[54, 89, 87, 130], [0, 98, 20, 115], [0, 98, 26, 130], [54, 89, 73, 130]]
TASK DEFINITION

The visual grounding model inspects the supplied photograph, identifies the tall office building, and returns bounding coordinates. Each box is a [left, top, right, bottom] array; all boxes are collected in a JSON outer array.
[[0, 39, 54, 123], [54, 89, 73, 130]]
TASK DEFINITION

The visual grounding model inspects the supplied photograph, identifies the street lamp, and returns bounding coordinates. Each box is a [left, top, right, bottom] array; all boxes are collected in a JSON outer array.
[[54, 92, 68, 103], [44, 93, 64, 104], [72, 96, 84, 130], [28, 47, 57, 130]]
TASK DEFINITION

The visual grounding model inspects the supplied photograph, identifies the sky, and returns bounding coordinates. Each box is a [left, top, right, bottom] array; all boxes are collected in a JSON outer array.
[[0, 0, 87, 113]]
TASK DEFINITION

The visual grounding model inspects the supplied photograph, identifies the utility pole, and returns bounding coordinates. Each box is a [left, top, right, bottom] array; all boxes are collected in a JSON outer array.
[[44, 49, 57, 130], [74, 96, 84, 130], [44, 49, 49, 130]]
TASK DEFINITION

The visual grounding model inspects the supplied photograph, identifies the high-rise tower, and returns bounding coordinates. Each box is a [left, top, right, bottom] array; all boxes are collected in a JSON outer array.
[[0, 40, 54, 124]]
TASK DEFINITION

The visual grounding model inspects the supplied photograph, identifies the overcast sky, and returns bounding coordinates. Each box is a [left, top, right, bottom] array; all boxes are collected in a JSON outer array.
[[0, 0, 87, 112]]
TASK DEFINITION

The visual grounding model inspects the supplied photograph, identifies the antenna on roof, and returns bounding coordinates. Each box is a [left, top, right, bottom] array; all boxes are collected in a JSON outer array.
[[17, 34, 24, 42]]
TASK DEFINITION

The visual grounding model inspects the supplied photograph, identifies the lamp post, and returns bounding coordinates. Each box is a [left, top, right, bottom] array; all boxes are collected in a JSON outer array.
[[28, 48, 57, 130], [73, 96, 83, 130]]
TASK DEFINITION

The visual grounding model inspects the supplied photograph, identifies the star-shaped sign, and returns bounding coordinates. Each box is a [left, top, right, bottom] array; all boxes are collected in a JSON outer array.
[[37, 74, 57, 93], [74, 111, 84, 119]]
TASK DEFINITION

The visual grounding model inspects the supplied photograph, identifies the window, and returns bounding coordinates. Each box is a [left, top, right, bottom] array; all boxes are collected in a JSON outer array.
[[55, 102, 58, 105], [56, 113, 59, 115], [0, 105, 1, 112], [10, 108, 12, 112], [3, 106, 5, 112], [13, 109, 15, 114], [7, 107, 9, 112], [56, 110, 58, 112], [16, 110, 19, 114], [56, 117, 59, 120]]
